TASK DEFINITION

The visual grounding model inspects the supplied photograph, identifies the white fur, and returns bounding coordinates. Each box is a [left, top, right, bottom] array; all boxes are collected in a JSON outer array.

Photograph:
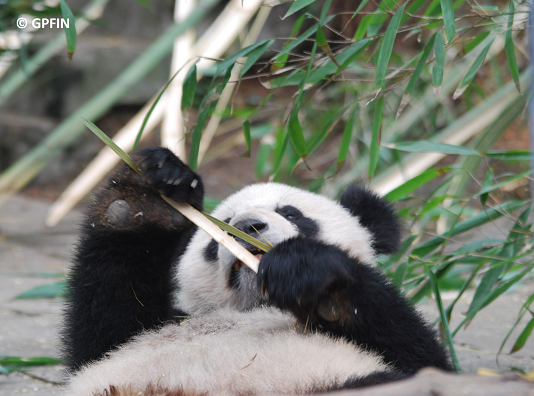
[[177, 183, 375, 315], [65, 309, 389, 396]]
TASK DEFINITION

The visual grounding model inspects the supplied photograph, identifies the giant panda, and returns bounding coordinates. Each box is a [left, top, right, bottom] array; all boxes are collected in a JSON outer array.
[[62, 147, 453, 396]]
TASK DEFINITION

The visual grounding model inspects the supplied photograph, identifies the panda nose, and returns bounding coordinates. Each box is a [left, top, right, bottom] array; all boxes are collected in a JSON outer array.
[[233, 219, 268, 237]]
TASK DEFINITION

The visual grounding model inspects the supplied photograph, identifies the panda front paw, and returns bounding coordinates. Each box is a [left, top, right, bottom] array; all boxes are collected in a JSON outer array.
[[133, 147, 204, 210], [257, 238, 354, 322]]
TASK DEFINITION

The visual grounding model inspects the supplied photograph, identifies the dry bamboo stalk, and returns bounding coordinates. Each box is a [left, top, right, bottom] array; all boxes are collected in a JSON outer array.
[[161, 196, 260, 273], [161, 0, 197, 158]]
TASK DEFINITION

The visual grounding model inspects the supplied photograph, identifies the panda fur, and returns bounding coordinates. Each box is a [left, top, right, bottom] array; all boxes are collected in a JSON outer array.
[[62, 147, 453, 396]]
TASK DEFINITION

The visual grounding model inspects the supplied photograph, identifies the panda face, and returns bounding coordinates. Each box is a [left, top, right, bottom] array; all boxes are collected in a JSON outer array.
[[176, 183, 376, 315]]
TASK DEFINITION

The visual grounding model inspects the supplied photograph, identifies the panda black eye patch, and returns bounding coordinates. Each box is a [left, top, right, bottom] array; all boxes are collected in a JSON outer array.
[[276, 205, 318, 238], [202, 218, 231, 263]]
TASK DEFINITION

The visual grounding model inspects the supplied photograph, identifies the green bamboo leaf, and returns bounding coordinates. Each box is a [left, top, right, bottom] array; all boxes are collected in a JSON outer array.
[[419, 195, 451, 216], [368, 96, 384, 178], [433, 30, 445, 94], [188, 103, 212, 171], [243, 120, 251, 157], [424, 264, 461, 372], [440, 0, 456, 42], [284, 0, 317, 18], [505, 0, 520, 93], [272, 15, 306, 70], [391, 141, 480, 156], [354, 14, 373, 41], [202, 213, 271, 252], [133, 0, 150, 8], [381, 235, 417, 270], [384, 168, 452, 203], [135, 63, 191, 150], [316, 26, 341, 73], [510, 317, 534, 354], [287, 111, 308, 163], [405, 33, 437, 96], [350, 0, 370, 19], [375, 5, 405, 89], [82, 118, 141, 175], [0, 356, 63, 368], [240, 40, 274, 78], [15, 281, 66, 299], [412, 200, 527, 258], [60, 0, 77, 60], [466, 265, 503, 320], [215, 40, 271, 78], [464, 31, 490, 54], [453, 36, 495, 99], [335, 108, 356, 174], [485, 150, 532, 161], [476, 170, 534, 198], [182, 64, 197, 109]]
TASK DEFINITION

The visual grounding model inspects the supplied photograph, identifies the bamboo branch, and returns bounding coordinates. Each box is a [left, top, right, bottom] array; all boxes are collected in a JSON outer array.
[[162, 196, 259, 273]]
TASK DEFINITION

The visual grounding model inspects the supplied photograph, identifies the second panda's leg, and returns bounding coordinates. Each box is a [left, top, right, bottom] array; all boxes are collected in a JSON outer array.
[[62, 147, 203, 372], [257, 238, 454, 375]]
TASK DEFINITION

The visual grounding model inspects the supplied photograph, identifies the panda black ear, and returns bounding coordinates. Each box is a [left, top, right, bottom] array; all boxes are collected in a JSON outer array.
[[339, 185, 401, 255]]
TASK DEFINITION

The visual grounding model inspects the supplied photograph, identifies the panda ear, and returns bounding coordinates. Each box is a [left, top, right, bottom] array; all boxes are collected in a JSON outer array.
[[339, 185, 401, 255]]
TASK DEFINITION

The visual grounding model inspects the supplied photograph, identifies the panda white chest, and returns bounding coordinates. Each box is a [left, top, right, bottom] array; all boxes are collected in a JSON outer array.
[[65, 308, 388, 396]]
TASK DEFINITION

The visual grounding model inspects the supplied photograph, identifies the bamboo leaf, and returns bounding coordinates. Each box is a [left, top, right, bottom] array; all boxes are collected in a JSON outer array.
[[433, 30, 445, 94], [215, 40, 271, 78], [412, 200, 528, 258], [243, 120, 251, 157], [384, 167, 452, 203], [375, 5, 405, 89], [453, 36, 495, 99], [464, 31, 490, 54], [189, 103, 212, 171], [440, 0, 456, 42], [60, 0, 77, 60], [0, 356, 63, 369], [505, 0, 520, 93], [272, 15, 306, 71], [15, 281, 66, 299], [425, 264, 461, 372], [240, 40, 275, 78], [287, 111, 308, 163], [510, 317, 534, 354], [391, 141, 480, 156], [82, 118, 141, 175], [405, 33, 437, 96], [485, 150, 532, 161], [182, 64, 197, 109], [284, 0, 317, 19], [316, 26, 341, 73], [335, 108, 356, 174], [369, 96, 384, 178], [202, 212, 271, 252], [350, 0, 370, 19]]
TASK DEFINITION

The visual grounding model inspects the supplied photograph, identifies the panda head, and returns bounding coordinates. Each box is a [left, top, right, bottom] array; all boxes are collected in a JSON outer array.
[[176, 183, 400, 315]]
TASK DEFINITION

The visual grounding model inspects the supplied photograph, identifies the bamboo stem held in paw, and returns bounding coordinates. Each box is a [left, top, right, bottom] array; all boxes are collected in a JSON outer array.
[[161, 196, 260, 273]]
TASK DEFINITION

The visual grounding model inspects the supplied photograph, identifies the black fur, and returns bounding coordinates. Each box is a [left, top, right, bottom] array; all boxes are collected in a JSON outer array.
[[340, 185, 401, 255], [258, 237, 454, 374], [62, 148, 202, 372]]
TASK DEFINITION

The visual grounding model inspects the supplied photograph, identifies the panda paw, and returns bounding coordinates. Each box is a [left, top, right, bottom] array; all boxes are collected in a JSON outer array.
[[257, 238, 354, 322], [132, 147, 204, 210]]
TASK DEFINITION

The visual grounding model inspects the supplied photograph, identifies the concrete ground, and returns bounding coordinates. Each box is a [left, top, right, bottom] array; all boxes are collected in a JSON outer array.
[[0, 195, 533, 396]]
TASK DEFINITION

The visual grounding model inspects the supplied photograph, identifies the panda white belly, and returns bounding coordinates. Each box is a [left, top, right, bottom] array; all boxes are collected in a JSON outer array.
[[65, 308, 389, 396]]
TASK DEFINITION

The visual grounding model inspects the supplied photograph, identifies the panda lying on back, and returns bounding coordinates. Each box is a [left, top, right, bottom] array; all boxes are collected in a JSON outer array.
[[62, 147, 453, 395]]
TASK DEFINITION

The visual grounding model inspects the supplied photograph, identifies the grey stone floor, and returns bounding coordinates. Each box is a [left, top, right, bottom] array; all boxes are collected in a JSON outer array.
[[0, 195, 533, 396]]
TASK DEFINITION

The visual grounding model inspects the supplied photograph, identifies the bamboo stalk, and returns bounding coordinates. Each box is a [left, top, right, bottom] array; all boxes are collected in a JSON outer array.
[[161, 0, 197, 159], [162, 196, 259, 272], [198, 6, 271, 165]]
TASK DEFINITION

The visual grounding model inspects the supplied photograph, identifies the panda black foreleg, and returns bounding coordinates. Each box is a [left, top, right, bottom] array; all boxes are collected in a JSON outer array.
[[258, 237, 453, 376], [62, 147, 203, 372]]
